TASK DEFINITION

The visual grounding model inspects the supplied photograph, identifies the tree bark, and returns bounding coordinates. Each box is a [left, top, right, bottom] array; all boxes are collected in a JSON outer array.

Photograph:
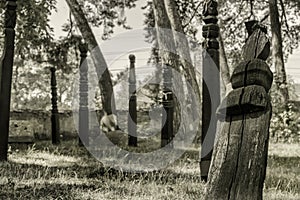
[[219, 31, 231, 95], [65, 0, 116, 115], [269, 0, 290, 107]]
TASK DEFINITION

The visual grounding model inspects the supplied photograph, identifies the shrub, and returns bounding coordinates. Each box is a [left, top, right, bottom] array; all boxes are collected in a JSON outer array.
[[269, 78, 300, 143]]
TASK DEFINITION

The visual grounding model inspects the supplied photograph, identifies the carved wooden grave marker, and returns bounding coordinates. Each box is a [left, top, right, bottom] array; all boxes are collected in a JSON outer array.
[[204, 22, 273, 200], [0, 0, 17, 161], [128, 54, 137, 147], [79, 43, 89, 146], [50, 67, 60, 144], [161, 63, 174, 148], [200, 0, 220, 181]]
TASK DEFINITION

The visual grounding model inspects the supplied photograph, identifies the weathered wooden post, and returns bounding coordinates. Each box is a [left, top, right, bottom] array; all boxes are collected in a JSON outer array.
[[0, 0, 17, 161], [128, 54, 137, 147], [200, 0, 220, 181], [204, 22, 272, 199], [50, 67, 60, 144], [78, 43, 89, 146], [161, 64, 174, 147]]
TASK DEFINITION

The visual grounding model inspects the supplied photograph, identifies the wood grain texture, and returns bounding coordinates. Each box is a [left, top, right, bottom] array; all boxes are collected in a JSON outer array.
[[231, 59, 273, 92], [0, 0, 17, 161], [217, 85, 268, 117], [205, 19, 272, 199], [242, 29, 270, 61], [205, 105, 271, 200]]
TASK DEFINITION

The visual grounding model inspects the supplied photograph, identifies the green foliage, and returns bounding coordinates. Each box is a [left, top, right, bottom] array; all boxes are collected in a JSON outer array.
[[269, 79, 300, 143]]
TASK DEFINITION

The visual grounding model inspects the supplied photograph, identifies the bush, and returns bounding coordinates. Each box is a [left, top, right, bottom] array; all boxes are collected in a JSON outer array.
[[269, 79, 300, 143]]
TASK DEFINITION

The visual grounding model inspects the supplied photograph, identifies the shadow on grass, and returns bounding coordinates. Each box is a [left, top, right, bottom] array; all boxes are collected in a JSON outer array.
[[0, 182, 98, 200]]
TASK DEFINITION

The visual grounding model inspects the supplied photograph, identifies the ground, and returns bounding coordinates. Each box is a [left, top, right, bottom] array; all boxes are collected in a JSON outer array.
[[0, 140, 299, 200]]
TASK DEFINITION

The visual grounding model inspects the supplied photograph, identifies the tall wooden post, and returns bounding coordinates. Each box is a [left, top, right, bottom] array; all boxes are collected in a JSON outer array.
[[200, 0, 220, 181], [50, 67, 60, 144], [204, 23, 272, 200], [161, 64, 174, 147], [79, 43, 89, 146], [0, 0, 17, 161], [128, 54, 137, 147]]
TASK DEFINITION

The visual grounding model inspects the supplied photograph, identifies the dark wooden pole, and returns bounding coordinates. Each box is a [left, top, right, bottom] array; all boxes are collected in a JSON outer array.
[[50, 67, 60, 144], [0, 0, 17, 161], [79, 43, 89, 146], [200, 0, 220, 181], [161, 64, 174, 147], [128, 54, 137, 147]]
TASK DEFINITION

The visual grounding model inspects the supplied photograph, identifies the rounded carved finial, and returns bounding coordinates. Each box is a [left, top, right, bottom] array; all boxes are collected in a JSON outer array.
[[50, 67, 56, 72], [79, 43, 88, 54], [129, 54, 135, 61]]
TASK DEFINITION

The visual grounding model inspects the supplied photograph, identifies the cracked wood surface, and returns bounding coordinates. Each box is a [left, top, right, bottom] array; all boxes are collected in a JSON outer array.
[[204, 23, 272, 199], [205, 106, 271, 200]]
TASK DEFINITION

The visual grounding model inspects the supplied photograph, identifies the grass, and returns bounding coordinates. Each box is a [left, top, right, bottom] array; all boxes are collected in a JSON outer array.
[[0, 140, 299, 199], [264, 143, 300, 200]]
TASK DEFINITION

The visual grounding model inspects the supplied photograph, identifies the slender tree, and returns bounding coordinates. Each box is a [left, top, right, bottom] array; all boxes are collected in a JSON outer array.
[[152, 0, 180, 145], [219, 19, 231, 97], [164, 0, 201, 102], [269, 0, 290, 116]]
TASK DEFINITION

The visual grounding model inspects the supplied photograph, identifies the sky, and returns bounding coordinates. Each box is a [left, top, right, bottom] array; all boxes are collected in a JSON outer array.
[[50, 0, 151, 77], [50, 0, 300, 83]]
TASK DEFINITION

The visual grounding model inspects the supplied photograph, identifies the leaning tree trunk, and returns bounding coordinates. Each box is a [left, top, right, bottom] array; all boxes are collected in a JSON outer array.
[[153, 0, 184, 145], [219, 36, 230, 87], [219, 26, 231, 98], [163, 0, 201, 144], [65, 0, 116, 115], [269, 0, 290, 112], [204, 23, 273, 200], [163, 0, 201, 109]]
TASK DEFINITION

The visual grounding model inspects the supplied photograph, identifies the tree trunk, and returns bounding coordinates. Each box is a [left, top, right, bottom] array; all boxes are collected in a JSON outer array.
[[163, 1, 201, 146], [219, 30, 231, 97], [152, 0, 183, 145], [163, 0, 201, 109], [65, 0, 116, 115], [269, 0, 290, 109]]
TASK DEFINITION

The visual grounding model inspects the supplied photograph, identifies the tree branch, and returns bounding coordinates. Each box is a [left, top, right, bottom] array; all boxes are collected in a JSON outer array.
[[183, 2, 202, 29], [260, 12, 270, 22], [279, 0, 292, 38]]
